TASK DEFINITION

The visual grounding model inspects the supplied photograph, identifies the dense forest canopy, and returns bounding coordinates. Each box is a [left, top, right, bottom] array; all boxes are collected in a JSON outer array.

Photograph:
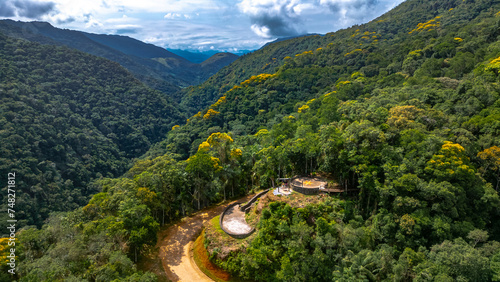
[[1, 0, 500, 281], [0, 20, 239, 99], [0, 33, 185, 229]]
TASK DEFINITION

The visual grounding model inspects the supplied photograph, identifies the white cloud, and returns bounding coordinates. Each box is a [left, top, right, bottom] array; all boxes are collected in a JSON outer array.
[[238, 0, 302, 17], [237, 0, 306, 38], [163, 13, 193, 19], [106, 14, 137, 23], [105, 0, 220, 13], [238, 0, 405, 38], [317, 0, 405, 27], [251, 24, 272, 38], [83, 13, 103, 28], [0, 0, 406, 52], [164, 13, 181, 19], [292, 3, 315, 15]]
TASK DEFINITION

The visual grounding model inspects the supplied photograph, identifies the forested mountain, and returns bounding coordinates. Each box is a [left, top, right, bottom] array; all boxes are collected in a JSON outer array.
[[168, 48, 252, 63], [177, 34, 326, 114], [167, 48, 218, 63], [0, 32, 185, 230], [0, 20, 239, 97], [175, 0, 499, 115], [4, 0, 500, 281], [198, 52, 240, 77], [151, 0, 500, 159]]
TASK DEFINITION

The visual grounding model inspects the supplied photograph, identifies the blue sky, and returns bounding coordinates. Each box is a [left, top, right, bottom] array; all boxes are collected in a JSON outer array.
[[0, 0, 406, 52]]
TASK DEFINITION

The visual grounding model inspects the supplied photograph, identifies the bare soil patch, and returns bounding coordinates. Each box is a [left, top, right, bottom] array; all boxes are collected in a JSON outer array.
[[141, 194, 255, 281]]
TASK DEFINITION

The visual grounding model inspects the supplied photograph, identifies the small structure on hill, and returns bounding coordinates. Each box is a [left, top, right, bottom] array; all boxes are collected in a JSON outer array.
[[291, 176, 327, 195], [275, 178, 292, 195], [291, 175, 348, 194]]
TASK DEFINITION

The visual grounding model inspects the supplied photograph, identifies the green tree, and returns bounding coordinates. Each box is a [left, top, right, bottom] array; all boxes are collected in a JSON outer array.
[[185, 148, 221, 209]]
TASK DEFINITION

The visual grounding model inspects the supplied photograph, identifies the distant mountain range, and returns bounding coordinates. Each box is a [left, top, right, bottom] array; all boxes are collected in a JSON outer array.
[[168, 48, 252, 64], [0, 20, 239, 98]]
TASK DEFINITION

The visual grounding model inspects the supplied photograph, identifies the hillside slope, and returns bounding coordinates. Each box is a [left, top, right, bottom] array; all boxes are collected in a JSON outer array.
[[0, 20, 239, 97], [149, 0, 500, 158], [0, 32, 185, 228], [9, 0, 500, 281], [176, 0, 497, 113]]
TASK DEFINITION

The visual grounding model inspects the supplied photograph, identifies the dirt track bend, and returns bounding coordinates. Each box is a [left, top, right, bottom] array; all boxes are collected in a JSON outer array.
[[157, 194, 255, 281]]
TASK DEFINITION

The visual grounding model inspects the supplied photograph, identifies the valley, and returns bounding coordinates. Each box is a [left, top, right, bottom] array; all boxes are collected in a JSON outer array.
[[1, 0, 500, 281]]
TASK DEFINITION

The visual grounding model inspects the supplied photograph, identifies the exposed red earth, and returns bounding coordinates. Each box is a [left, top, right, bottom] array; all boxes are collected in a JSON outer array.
[[156, 194, 255, 281]]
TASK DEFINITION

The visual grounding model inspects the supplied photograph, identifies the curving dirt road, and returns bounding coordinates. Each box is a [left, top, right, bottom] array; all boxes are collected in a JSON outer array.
[[157, 194, 254, 281]]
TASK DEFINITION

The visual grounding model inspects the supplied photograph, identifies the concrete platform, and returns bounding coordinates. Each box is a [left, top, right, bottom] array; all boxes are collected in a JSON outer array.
[[221, 205, 253, 235]]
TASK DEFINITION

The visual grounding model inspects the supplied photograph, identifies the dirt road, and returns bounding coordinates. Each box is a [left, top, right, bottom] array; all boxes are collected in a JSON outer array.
[[157, 195, 254, 281]]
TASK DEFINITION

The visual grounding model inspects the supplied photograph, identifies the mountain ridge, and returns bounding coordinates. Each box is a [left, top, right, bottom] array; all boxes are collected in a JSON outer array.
[[0, 31, 185, 229], [0, 19, 239, 98], [168, 48, 249, 64], [4, 0, 500, 281]]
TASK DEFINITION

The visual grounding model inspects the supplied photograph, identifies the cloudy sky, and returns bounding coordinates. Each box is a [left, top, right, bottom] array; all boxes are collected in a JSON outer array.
[[0, 0, 405, 52]]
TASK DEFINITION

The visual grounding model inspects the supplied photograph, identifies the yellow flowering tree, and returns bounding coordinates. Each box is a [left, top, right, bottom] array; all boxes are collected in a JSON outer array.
[[403, 49, 423, 75], [485, 56, 500, 75], [210, 95, 226, 109], [206, 132, 233, 163], [184, 133, 236, 208], [198, 132, 243, 199], [197, 141, 210, 152], [203, 109, 220, 120], [240, 73, 276, 87], [387, 105, 424, 130], [425, 141, 475, 183], [0, 238, 10, 265], [399, 214, 416, 235], [186, 150, 222, 210], [298, 104, 309, 113], [230, 148, 242, 158], [408, 16, 440, 34]]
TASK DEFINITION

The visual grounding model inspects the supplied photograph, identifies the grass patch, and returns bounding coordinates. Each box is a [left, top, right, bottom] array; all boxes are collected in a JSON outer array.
[[205, 212, 255, 267], [211, 215, 225, 235], [193, 229, 232, 282], [264, 189, 328, 208]]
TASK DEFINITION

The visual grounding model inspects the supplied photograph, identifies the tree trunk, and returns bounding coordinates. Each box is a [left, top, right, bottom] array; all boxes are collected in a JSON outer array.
[[251, 174, 254, 191]]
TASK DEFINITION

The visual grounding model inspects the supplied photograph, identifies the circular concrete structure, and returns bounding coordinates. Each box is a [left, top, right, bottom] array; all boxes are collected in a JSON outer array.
[[219, 189, 269, 239], [291, 176, 327, 195]]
